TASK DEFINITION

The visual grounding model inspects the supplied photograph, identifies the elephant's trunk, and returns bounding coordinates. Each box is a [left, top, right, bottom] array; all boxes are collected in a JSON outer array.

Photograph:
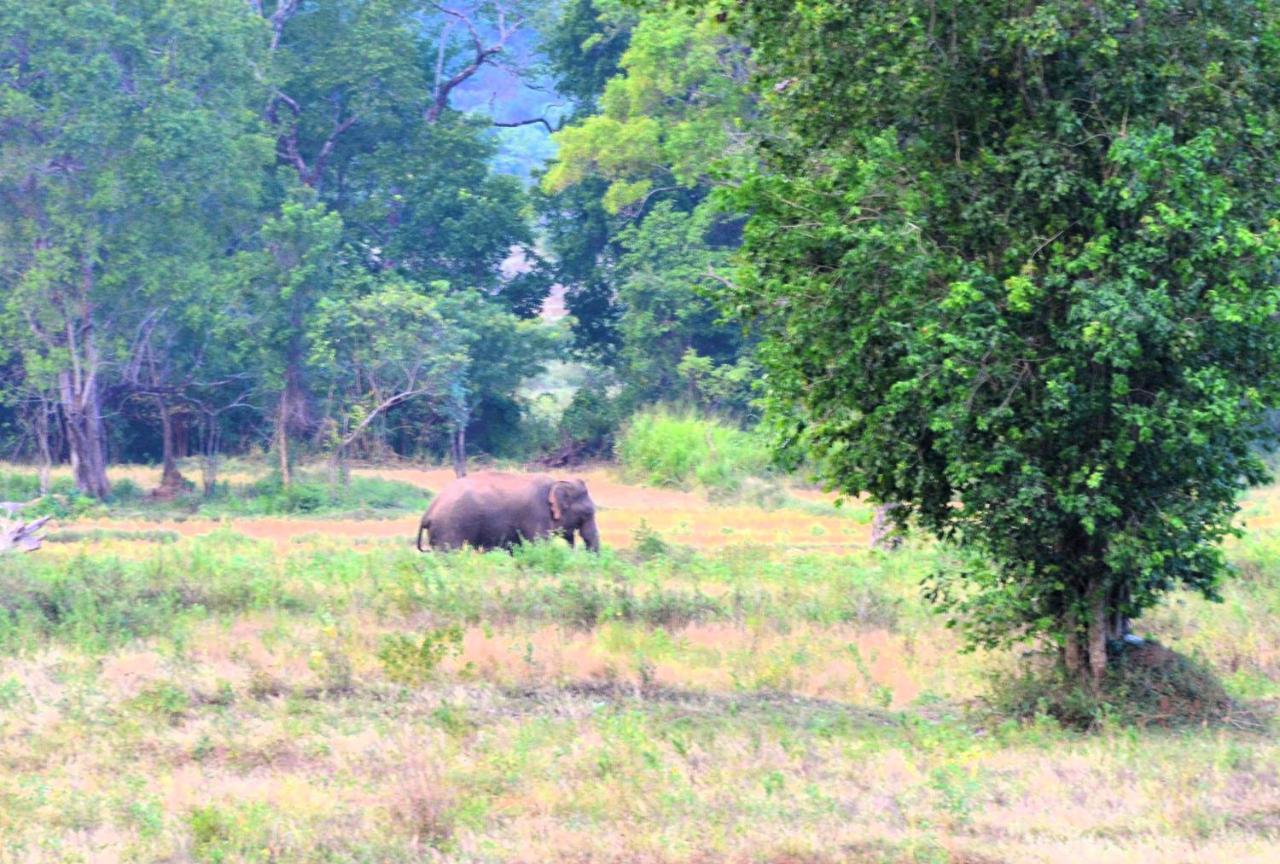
[[417, 518, 429, 552], [580, 517, 601, 553]]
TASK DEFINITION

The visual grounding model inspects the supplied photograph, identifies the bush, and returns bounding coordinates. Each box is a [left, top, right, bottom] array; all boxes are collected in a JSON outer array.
[[558, 387, 623, 456], [210, 473, 431, 517], [0, 471, 78, 504], [988, 641, 1233, 730], [616, 408, 772, 492]]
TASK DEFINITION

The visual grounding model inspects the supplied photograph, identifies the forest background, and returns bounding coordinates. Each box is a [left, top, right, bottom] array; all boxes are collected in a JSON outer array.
[[0, 0, 754, 497]]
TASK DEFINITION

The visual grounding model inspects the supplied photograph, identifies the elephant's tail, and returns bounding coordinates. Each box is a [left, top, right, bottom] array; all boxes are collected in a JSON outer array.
[[416, 519, 430, 552]]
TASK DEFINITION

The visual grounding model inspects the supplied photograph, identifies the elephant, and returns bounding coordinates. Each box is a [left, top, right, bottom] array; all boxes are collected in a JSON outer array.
[[416, 472, 601, 553]]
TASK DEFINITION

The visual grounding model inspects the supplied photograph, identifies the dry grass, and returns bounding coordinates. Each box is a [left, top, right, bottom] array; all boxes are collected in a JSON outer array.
[[0, 462, 1277, 863]]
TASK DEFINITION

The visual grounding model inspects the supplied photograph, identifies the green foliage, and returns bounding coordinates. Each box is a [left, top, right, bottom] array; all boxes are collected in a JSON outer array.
[[538, 1, 756, 381], [378, 625, 464, 687], [557, 385, 625, 455], [616, 408, 771, 491], [542, 6, 753, 212], [712, 0, 1280, 678], [612, 202, 750, 405], [988, 642, 1233, 730], [544, 0, 636, 110], [214, 474, 431, 517]]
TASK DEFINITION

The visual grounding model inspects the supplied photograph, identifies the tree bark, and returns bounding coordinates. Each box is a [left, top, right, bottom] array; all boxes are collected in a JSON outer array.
[[870, 502, 903, 550], [33, 398, 52, 496], [155, 396, 185, 489], [451, 425, 466, 477], [277, 388, 292, 487], [60, 367, 110, 500], [1086, 577, 1109, 692], [1062, 600, 1082, 679]]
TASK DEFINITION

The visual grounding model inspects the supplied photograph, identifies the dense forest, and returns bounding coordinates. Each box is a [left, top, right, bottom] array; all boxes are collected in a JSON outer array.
[[0, 0, 754, 497], [6, 0, 1280, 691]]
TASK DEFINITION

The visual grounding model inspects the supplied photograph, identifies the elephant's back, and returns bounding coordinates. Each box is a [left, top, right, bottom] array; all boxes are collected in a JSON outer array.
[[429, 472, 553, 548], [437, 472, 550, 506]]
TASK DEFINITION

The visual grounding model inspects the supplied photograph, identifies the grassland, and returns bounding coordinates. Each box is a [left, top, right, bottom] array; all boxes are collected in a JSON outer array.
[[0, 462, 1278, 863]]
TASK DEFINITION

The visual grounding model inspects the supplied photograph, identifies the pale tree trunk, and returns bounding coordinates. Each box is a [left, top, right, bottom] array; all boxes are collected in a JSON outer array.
[[200, 424, 220, 497], [1085, 578, 1109, 691], [870, 502, 903, 550], [33, 398, 53, 496], [196, 405, 226, 498], [277, 389, 292, 487], [59, 367, 110, 500], [50, 260, 111, 500], [450, 425, 466, 478], [1060, 577, 1114, 693]]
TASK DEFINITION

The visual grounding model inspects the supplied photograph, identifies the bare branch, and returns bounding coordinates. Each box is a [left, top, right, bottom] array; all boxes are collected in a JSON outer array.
[[339, 388, 435, 449], [268, 0, 300, 53], [493, 116, 559, 134], [425, 3, 526, 123]]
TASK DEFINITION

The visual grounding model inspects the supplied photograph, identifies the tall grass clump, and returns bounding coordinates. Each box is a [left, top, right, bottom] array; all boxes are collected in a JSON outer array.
[[616, 409, 772, 492]]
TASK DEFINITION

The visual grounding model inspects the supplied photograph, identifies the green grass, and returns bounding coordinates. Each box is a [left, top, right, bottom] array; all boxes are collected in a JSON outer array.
[[1, 493, 1278, 861], [0, 468, 433, 520], [616, 408, 773, 493]]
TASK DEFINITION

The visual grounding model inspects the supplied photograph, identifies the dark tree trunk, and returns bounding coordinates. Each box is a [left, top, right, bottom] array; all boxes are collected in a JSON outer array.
[[173, 412, 190, 459], [1085, 577, 1108, 691]]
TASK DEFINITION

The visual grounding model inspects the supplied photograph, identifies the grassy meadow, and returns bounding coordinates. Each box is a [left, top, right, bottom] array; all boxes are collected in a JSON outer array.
[[0, 461, 1278, 863]]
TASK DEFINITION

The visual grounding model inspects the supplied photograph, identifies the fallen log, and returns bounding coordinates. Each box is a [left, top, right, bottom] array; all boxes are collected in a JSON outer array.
[[0, 516, 52, 553]]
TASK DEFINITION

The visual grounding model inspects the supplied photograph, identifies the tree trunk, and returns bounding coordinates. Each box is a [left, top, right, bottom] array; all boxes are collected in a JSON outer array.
[[277, 389, 292, 486], [1085, 578, 1109, 692], [1062, 600, 1083, 679], [60, 368, 110, 500], [1060, 578, 1112, 692], [198, 411, 221, 498], [34, 399, 52, 496], [450, 425, 466, 477], [871, 502, 903, 550], [155, 397, 185, 489]]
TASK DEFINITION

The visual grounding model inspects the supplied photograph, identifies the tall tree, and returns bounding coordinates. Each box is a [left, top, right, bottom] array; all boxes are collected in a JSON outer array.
[[0, 0, 270, 498], [539, 3, 754, 370], [709, 0, 1280, 688], [240, 186, 347, 485]]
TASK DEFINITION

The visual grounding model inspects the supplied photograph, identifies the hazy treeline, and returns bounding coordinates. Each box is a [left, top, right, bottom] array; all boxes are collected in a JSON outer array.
[[0, 1, 757, 497]]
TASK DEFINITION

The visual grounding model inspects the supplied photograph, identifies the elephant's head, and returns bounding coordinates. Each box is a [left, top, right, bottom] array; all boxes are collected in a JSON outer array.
[[548, 478, 600, 552]]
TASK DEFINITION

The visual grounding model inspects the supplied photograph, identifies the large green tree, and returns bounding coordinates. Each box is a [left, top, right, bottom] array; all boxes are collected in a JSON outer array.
[[0, 0, 270, 498], [710, 0, 1280, 687], [539, 3, 755, 392]]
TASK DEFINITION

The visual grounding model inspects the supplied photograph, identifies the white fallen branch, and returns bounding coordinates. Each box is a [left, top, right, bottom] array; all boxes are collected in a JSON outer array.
[[0, 516, 52, 553]]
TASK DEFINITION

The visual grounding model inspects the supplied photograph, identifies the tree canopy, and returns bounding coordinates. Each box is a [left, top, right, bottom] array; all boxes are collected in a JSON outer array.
[[706, 0, 1280, 686]]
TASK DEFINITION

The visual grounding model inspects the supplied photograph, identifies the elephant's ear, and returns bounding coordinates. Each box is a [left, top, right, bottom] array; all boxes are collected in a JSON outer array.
[[548, 483, 565, 524]]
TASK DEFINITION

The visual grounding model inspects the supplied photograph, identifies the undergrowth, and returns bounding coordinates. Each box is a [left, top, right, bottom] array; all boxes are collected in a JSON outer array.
[[616, 408, 772, 493]]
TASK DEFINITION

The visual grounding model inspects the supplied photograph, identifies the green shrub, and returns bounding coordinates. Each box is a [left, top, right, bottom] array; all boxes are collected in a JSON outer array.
[[557, 387, 624, 456], [378, 625, 464, 685], [616, 408, 772, 492], [987, 641, 1233, 730], [208, 473, 431, 517], [0, 471, 41, 501]]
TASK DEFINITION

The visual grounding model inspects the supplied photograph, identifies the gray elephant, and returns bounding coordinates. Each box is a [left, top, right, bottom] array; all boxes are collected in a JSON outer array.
[[416, 472, 601, 553]]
